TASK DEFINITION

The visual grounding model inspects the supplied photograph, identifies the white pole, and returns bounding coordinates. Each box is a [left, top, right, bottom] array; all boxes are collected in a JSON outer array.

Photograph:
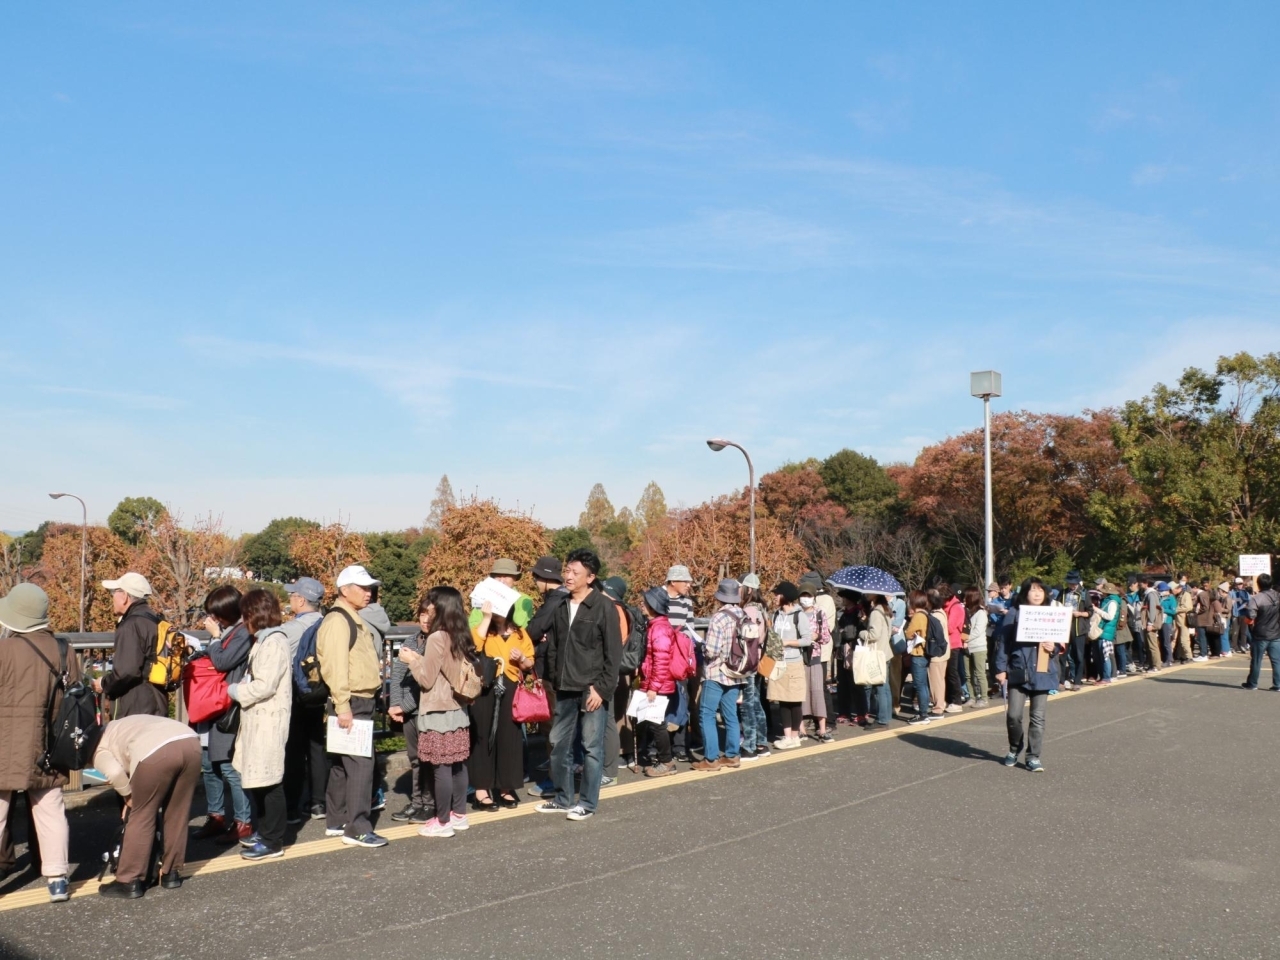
[[983, 395, 994, 588]]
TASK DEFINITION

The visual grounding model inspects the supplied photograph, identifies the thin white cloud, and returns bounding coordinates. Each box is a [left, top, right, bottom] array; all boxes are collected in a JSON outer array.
[[37, 385, 182, 410]]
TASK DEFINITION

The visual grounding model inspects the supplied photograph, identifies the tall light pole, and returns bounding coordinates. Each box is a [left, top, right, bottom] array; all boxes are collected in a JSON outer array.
[[707, 438, 755, 575], [49, 492, 87, 633], [969, 372, 1002, 590]]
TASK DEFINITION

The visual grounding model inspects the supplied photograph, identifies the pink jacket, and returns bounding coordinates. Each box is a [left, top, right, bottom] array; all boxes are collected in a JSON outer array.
[[944, 597, 964, 649], [640, 616, 678, 695]]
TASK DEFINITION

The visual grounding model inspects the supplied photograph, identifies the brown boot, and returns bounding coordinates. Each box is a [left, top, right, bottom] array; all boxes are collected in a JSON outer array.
[[717, 756, 741, 769], [690, 759, 720, 772]]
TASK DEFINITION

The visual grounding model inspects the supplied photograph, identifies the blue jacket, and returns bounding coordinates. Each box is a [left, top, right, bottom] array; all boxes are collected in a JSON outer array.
[[993, 607, 1063, 693]]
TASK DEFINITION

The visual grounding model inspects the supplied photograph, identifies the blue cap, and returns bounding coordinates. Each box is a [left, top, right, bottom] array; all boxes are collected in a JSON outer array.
[[284, 577, 325, 603], [1157, 581, 1170, 593]]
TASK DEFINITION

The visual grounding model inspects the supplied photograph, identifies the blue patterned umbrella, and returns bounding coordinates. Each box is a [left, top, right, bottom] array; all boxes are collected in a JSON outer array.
[[826, 565, 905, 597]]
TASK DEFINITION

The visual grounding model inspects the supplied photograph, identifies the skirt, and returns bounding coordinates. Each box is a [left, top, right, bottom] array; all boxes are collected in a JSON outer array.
[[417, 708, 471, 766]]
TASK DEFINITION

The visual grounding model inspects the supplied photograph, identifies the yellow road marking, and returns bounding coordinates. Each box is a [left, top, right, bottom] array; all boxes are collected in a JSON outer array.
[[0, 658, 1210, 913]]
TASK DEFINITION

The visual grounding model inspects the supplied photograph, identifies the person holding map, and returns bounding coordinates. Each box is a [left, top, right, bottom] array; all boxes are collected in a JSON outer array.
[[994, 578, 1065, 773]]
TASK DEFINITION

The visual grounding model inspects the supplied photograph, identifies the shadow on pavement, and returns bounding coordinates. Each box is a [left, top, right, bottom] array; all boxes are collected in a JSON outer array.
[[1151, 677, 1247, 688], [897, 732, 1005, 764]]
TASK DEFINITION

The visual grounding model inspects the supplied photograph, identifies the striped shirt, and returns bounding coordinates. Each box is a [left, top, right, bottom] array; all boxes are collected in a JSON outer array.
[[666, 591, 694, 633]]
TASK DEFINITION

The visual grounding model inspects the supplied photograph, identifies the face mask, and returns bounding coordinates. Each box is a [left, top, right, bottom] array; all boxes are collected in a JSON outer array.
[[799, 597, 815, 609]]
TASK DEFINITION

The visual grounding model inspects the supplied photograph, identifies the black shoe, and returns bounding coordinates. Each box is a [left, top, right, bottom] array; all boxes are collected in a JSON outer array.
[[161, 870, 183, 890], [1242, 682, 1258, 690], [408, 806, 435, 824], [470, 796, 498, 812], [99, 880, 145, 899], [309, 804, 326, 820], [496, 794, 520, 809], [390, 804, 418, 822], [286, 810, 306, 826]]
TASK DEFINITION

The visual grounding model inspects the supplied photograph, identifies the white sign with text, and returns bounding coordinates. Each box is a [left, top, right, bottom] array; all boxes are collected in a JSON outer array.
[[1014, 605, 1073, 645], [1239, 555, 1272, 578]]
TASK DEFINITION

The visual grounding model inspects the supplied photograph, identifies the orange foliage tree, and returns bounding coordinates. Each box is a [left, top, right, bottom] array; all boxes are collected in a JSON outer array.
[[418, 498, 551, 599], [625, 495, 809, 615], [135, 513, 242, 626], [289, 522, 371, 603], [36, 525, 134, 631], [893, 410, 1136, 581]]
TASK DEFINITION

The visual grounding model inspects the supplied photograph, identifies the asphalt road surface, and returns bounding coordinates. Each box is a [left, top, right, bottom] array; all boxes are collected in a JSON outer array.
[[1, 659, 1277, 960]]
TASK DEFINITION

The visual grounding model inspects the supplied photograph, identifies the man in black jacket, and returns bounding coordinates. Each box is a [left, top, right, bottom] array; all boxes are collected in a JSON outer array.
[[537, 549, 621, 822], [93, 573, 166, 718]]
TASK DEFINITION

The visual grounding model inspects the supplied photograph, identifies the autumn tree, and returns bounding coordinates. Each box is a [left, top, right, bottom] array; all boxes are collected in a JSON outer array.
[[36, 525, 133, 631], [241, 517, 320, 582], [625, 495, 808, 614], [896, 410, 1137, 583], [135, 513, 242, 625], [578, 484, 616, 539], [634, 481, 668, 536], [289, 521, 371, 602], [107, 496, 168, 546], [425, 475, 456, 532], [418, 498, 551, 600]]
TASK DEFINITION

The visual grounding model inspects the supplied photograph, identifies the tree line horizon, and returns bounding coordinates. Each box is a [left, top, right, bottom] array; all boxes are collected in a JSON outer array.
[[4, 351, 1276, 630]]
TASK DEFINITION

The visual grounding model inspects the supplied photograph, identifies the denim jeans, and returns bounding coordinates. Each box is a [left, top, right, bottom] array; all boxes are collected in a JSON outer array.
[[1195, 627, 1212, 658], [1115, 642, 1131, 673], [871, 680, 892, 724], [1006, 687, 1047, 760], [202, 747, 252, 824], [1246, 639, 1280, 689], [910, 656, 931, 717], [550, 691, 608, 813], [699, 680, 742, 761], [738, 677, 767, 752]]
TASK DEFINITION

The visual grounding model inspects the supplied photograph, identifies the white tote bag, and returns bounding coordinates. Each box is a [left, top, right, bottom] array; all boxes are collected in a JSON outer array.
[[852, 643, 886, 686]]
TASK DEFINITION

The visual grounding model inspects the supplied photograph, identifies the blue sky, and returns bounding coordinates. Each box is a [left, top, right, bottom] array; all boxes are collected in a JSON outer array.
[[3, 2, 1279, 535]]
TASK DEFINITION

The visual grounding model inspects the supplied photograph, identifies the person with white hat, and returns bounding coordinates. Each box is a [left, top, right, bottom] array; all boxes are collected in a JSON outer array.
[[0, 583, 82, 903], [316, 564, 387, 848], [95, 572, 167, 719]]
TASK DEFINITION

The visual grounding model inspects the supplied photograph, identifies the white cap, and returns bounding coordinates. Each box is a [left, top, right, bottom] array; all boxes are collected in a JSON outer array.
[[335, 564, 380, 589], [102, 572, 153, 599]]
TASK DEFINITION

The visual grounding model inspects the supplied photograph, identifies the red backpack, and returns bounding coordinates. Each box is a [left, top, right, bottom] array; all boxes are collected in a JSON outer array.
[[183, 655, 232, 725], [668, 627, 697, 681]]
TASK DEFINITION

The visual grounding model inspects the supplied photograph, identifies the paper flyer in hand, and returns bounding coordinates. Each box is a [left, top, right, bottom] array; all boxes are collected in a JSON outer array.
[[325, 716, 374, 758], [470, 577, 520, 618], [626, 689, 668, 725], [1014, 606, 1072, 644]]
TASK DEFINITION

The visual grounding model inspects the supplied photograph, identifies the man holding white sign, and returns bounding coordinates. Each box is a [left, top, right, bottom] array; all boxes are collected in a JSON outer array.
[[994, 578, 1066, 773]]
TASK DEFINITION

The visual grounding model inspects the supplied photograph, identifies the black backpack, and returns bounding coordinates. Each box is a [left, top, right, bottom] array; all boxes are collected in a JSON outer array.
[[22, 636, 101, 773], [618, 602, 649, 675], [925, 614, 950, 660]]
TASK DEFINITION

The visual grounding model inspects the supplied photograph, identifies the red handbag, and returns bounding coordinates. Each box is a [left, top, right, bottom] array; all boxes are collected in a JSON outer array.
[[511, 674, 551, 724], [183, 656, 232, 724]]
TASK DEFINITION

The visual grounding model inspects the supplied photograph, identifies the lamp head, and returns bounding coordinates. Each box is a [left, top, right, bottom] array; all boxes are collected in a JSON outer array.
[[706, 439, 728, 452], [48, 493, 66, 500]]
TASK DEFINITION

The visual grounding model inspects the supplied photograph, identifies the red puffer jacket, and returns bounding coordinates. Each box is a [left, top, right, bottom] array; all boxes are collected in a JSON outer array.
[[640, 616, 678, 695]]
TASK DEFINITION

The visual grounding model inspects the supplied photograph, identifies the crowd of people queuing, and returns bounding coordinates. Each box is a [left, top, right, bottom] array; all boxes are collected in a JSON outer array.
[[0, 550, 1277, 905]]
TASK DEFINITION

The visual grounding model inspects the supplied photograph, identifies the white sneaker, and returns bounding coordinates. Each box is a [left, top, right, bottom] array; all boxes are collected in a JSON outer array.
[[449, 814, 470, 831], [324, 827, 345, 838], [944, 703, 963, 714], [1192, 656, 1209, 662], [565, 805, 594, 822], [417, 818, 455, 839]]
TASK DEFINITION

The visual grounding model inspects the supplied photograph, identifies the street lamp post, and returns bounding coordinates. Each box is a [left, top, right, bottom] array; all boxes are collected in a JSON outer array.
[[969, 372, 1002, 591], [706, 438, 756, 575], [49, 492, 88, 633]]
